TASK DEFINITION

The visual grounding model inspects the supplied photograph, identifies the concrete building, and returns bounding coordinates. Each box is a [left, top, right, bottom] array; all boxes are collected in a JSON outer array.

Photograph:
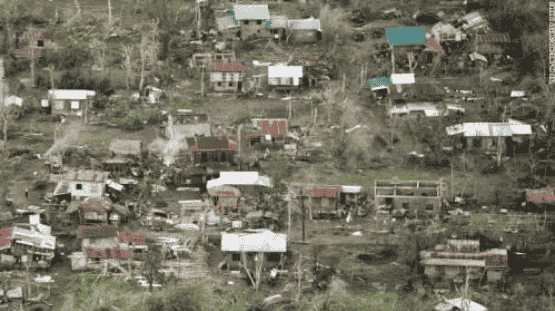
[[374, 177, 447, 216]]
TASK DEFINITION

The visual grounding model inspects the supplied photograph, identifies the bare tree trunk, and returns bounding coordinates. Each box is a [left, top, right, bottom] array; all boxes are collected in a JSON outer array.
[[108, 0, 112, 28], [342, 73, 345, 93], [49, 65, 55, 89], [74, 0, 81, 21], [139, 44, 146, 92], [241, 252, 256, 289]]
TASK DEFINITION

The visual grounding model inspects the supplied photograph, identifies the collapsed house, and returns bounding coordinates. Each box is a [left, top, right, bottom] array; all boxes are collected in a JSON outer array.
[[288, 183, 365, 217], [0, 221, 56, 268], [421, 239, 508, 288]]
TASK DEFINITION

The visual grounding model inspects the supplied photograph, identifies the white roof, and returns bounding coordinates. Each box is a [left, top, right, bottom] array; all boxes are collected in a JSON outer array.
[[221, 231, 287, 252], [207, 172, 273, 188], [446, 123, 532, 137], [287, 18, 321, 31], [233, 4, 269, 20], [390, 74, 415, 85], [4, 96, 22, 107], [268, 66, 303, 78], [511, 90, 525, 97], [341, 185, 363, 193], [48, 90, 96, 100]]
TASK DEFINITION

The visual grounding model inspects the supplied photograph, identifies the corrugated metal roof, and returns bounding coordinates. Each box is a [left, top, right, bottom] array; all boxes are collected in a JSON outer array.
[[446, 123, 532, 137], [268, 15, 287, 29], [216, 16, 239, 30], [233, 4, 269, 20], [287, 19, 321, 30], [461, 12, 488, 31], [422, 258, 486, 266], [480, 32, 510, 43], [59, 170, 110, 182], [48, 90, 96, 100]]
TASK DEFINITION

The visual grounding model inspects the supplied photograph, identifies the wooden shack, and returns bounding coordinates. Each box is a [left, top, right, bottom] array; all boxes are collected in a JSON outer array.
[[47, 90, 96, 117]]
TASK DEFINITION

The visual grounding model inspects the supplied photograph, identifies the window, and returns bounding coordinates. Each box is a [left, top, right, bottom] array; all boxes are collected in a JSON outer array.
[[71, 101, 79, 109], [38, 40, 44, 47], [257, 20, 262, 25], [402, 203, 409, 210], [426, 204, 434, 211], [229, 82, 233, 87], [76, 184, 83, 190], [218, 82, 222, 87], [244, 20, 249, 25], [232, 253, 241, 261]]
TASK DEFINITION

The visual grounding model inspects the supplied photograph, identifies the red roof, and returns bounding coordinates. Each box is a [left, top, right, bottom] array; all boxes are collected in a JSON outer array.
[[186, 136, 239, 152], [209, 62, 245, 72]]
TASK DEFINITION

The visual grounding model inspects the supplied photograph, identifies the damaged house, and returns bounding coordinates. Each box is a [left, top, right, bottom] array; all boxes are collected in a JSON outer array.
[[286, 18, 322, 43], [52, 170, 111, 202], [374, 177, 447, 216], [445, 120, 532, 157], [220, 229, 287, 276]]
